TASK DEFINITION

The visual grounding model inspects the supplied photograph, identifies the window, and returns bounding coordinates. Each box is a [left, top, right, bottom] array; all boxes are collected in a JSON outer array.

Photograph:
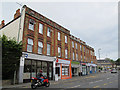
[[58, 47, 61, 57], [76, 43, 77, 49], [27, 38, 33, 52], [81, 55, 82, 61], [47, 44, 50, 55], [73, 52, 75, 60], [39, 23, 43, 34], [47, 27, 51, 37], [80, 45, 81, 51], [65, 36, 67, 43], [29, 19, 34, 30], [76, 53, 78, 60], [84, 46, 85, 52], [65, 49, 68, 58], [38, 41, 43, 54], [72, 41, 74, 48], [58, 32, 60, 40]]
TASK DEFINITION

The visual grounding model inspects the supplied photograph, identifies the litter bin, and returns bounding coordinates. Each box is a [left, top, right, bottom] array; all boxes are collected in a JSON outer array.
[[55, 74, 58, 81]]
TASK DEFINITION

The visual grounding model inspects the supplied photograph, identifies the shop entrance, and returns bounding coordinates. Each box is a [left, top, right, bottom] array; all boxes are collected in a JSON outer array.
[[55, 67, 61, 79]]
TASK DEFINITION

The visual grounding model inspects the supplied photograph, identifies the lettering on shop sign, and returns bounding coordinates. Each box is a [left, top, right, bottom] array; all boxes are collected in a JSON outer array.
[[56, 59, 70, 64]]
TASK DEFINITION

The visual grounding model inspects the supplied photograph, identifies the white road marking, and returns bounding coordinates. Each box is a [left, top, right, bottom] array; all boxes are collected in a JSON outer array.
[[70, 85, 81, 88], [89, 80, 103, 84], [107, 78, 110, 79]]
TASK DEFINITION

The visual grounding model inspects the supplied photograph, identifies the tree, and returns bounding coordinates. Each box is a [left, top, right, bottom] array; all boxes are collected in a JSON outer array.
[[116, 58, 120, 65], [1, 35, 22, 80]]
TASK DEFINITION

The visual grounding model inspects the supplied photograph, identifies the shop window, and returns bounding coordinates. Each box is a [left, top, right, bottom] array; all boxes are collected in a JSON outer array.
[[32, 60, 37, 77], [42, 62, 47, 76], [65, 49, 68, 58], [58, 47, 61, 57], [24, 60, 31, 73], [58, 32, 60, 40], [37, 61, 42, 74], [38, 41, 43, 54], [72, 41, 74, 48], [47, 44, 51, 55], [62, 66, 69, 76], [29, 19, 34, 30], [39, 23, 43, 34], [65, 36, 67, 43], [47, 27, 51, 37], [27, 38, 33, 52]]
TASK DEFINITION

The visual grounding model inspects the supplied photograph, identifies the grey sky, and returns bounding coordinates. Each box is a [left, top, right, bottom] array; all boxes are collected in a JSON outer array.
[[0, 1, 118, 60]]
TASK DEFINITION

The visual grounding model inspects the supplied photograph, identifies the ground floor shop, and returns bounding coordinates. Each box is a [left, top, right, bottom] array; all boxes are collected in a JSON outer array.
[[55, 58, 72, 79], [18, 52, 72, 83], [71, 61, 80, 76], [81, 63, 87, 76]]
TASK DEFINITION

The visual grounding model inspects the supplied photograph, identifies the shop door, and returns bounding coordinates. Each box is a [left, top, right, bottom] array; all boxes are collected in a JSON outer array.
[[56, 67, 61, 79]]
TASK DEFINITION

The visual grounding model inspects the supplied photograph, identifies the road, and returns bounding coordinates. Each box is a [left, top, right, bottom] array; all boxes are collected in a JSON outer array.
[[2, 72, 119, 89], [48, 72, 118, 88]]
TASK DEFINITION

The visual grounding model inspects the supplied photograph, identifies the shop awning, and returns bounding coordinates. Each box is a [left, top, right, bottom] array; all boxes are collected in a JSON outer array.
[[22, 52, 56, 62], [71, 64, 80, 68], [86, 63, 97, 67]]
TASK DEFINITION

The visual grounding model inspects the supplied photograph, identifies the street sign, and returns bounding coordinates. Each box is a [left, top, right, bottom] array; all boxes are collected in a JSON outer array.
[[25, 54, 28, 58]]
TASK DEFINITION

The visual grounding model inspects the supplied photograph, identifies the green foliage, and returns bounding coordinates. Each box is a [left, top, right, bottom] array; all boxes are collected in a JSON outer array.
[[116, 58, 120, 65], [2, 35, 22, 79]]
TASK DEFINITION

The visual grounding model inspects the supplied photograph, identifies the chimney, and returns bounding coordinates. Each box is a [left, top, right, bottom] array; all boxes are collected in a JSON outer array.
[[14, 9, 20, 19], [0, 20, 5, 29]]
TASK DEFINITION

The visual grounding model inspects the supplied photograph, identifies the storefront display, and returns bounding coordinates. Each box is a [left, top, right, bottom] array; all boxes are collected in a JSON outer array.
[[55, 58, 72, 79]]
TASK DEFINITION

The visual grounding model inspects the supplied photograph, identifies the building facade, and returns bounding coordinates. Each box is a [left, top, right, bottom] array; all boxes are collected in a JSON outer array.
[[97, 59, 113, 70], [0, 5, 97, 83]]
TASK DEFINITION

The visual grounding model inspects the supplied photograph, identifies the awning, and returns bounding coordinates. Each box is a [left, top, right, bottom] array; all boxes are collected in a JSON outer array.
[[71, 64, 80, 68], [22, 52, 56, 62], [86, 63, 97, 67]]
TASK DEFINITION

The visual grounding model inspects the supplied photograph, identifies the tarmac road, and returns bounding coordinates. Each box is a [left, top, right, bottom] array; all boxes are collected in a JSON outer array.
[[2, 71, 119, 90]]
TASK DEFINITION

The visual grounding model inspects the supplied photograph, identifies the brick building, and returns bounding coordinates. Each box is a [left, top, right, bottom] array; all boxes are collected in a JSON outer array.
[[0, 5, 97, 83]]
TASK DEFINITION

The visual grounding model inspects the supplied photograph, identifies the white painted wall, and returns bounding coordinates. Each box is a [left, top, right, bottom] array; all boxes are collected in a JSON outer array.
[[0, 7, 25, 42]]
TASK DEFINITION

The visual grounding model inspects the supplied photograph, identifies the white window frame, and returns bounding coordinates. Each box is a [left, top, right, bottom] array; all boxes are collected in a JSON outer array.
[[65, 36, 67, 43], [76, 43, 77, 49], [39, 23, 43, 34], [58, 32, 60, 40], [47, 27, 51, 37], [27, 38, 33, 52], [47, 44, 51, 55], [72, 41, 74, 48], [38, 41, 43, 54], [65, 49, 68, 58], [73, 52, 75, 60], [29, 19, 34, 30], [58, 47, 61, 57], [76, 53, 78, 60]]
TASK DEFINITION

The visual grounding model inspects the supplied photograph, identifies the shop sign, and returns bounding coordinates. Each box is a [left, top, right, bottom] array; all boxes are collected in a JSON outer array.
[[62, 64, 69, 66], [81, 63, 86, 65], [56, 59, 70, 64]]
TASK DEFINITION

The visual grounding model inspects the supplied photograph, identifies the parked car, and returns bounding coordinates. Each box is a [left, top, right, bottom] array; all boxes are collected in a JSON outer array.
[[111, 69, 117, 73]]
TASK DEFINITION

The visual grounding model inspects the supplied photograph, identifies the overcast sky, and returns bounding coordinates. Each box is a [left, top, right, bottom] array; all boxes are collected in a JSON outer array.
[[0, 0, 118, 60]]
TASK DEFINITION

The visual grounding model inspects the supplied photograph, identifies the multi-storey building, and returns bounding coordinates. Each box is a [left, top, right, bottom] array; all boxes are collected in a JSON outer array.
[[0, 5, 97, 83]]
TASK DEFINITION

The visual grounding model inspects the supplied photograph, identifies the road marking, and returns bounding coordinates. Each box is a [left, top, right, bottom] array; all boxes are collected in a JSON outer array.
[[70, 85, 81, 88], [107, 78, 110, 79], [109, 82, 112, 83], [89, 80, 103, 84], [93, 86, 100, 88], [104, 83, 107, 85]]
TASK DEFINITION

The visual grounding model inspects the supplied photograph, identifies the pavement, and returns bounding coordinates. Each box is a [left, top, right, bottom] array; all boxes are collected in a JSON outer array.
[[1, 71, 119, 89]]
